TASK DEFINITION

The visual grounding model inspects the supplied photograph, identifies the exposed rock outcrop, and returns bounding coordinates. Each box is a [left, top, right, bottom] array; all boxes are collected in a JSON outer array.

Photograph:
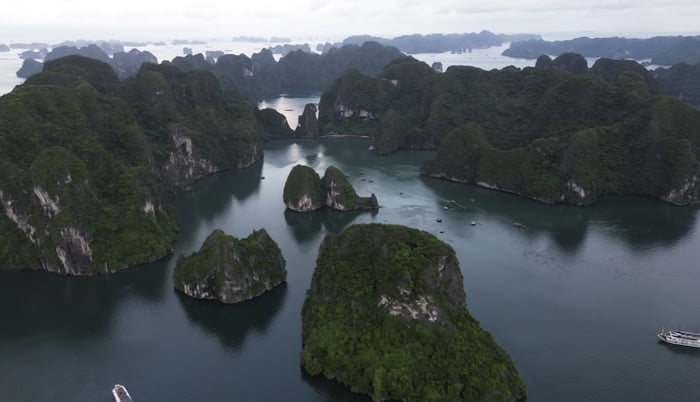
[[163, 127, 218, 191], [301, 224, 526, 401], [283, 165, 379, 212], [321, 166, 378, 210], [173, 229, 286, 303], [295, 103, 319, 138], [1, 56, 267, 275], [283, 165, 323, 212]]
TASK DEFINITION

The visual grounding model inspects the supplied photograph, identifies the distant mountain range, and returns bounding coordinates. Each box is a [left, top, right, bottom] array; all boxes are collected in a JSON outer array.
[[503, 35, 700, 65], [318, 31, 541, 54]]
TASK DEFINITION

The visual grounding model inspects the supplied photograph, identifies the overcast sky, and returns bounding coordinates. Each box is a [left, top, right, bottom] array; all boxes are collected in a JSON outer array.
[[1, 0, 699, 42]]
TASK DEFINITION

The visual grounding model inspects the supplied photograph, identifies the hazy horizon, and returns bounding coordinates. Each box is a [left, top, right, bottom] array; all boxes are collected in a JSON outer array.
[[1, 0, 698, 43]]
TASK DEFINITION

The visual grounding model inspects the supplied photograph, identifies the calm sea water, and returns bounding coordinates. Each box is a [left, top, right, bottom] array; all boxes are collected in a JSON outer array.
[[1, 49, 700, 400], [1, 107, 700, 401]]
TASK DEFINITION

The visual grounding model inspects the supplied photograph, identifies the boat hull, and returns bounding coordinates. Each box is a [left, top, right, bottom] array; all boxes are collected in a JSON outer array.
[[658, 331, 700, 349]]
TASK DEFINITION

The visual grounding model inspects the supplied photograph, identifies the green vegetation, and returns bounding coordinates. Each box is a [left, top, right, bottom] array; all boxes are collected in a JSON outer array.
[[171, 42, 403, 101], [173, 229, 286, 303], [502, 35, 700, 65], [321, 166, 378, 210], [318, 53, 700, 205], [302, 223, 525, 401], [283, 165, 323, 212], [283, 165, 378, 212], [655, 61, 700, 107], [0, 55, 281, 274]]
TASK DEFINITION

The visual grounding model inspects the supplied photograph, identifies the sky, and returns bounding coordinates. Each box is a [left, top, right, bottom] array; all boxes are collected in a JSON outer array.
[[1, 0, 699, 42]]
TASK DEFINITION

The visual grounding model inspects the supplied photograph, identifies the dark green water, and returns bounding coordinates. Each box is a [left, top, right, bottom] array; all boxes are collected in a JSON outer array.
[[2, 137, 700, 401]]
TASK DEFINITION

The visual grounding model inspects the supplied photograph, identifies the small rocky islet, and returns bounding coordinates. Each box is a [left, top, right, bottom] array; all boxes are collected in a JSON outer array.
[[173, 229, 286, 304], [301, 223, 526, 401], [283, 164, 378, 212]]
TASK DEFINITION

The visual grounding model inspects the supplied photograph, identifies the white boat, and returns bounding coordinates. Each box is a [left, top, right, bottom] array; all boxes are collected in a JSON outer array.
[[658, 327, 700, 348], [112, 384, 133, 402]]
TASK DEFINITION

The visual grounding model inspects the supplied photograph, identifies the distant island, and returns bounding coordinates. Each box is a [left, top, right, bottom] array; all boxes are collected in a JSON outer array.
[[172, 39, 207, 45], [169, 41, 403, 100], [231, 36, 291, 43], [302, 223, 526, 401], [267, 43, 312, 55], [283, 165, 378, 212], [321, 31, 541, 54], [318, 53, 700, 205], [232, 36, 267, 43], [173, 229, 286, 303], [502, 35, 700, 65], [16, 44, 157, 79]]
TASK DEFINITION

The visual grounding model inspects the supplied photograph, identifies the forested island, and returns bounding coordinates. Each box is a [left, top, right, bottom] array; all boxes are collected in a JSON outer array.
[[318, 53, 700, 205], [283, 165, 378, 212], [302, 223, 526, 401], [3, 36, 700, 277], [502, 35, 700, 65], [169, 41, 402, 100], [173, 229, 286, 303], [0, 40, 403, 275], [322, 31, 540, 54], [16, 41, 403, 102], [17, 44, 157, 79], [0, 55, 282, 274]]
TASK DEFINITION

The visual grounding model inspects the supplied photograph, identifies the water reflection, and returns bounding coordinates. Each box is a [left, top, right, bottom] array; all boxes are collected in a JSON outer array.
[[0, 256, 171, 340], [176, 283, 287, 353], [176, 162, 262, 224], [284, 209, 372, 244], [301, 370, 372, 402], [257, 92, 320, 130], [420, 176, 699, 254]]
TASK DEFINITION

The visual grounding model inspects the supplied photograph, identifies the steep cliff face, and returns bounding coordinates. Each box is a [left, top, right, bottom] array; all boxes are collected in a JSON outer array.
[[283, 165, 379, 212], [173, 229, 286, 303], [301, 224, 525, 402], [295, 103, 320, 138], [283, 165, 324, 212], [661, 171, 700, 205], [321, 166, 379, 210], [317, 68, 384, 137], [0, 56, 269, 275], [255, 107, 295, 139], [163, 127, 218, 191]]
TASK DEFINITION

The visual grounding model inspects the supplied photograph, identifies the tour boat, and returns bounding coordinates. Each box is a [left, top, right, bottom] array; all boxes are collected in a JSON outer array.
[[112, 384, 133, 402], [658, 327, 700, 348]]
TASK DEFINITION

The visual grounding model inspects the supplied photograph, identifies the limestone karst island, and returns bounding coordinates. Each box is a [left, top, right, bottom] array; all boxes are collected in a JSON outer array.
[[173, 229, 286, 304], [283, 164, 379, 212]]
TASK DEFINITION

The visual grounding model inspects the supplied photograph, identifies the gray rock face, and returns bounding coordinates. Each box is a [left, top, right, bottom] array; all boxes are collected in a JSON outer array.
[[320, 166, 379, 211], [662, 172, 700, 205], [296, 103, 319, 138], [173, 229, 286, 304], [301, 223, 526, 401], [163, 127, 218, 191], [284, 165, 379, 212], [283, 165, 323, 212]]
